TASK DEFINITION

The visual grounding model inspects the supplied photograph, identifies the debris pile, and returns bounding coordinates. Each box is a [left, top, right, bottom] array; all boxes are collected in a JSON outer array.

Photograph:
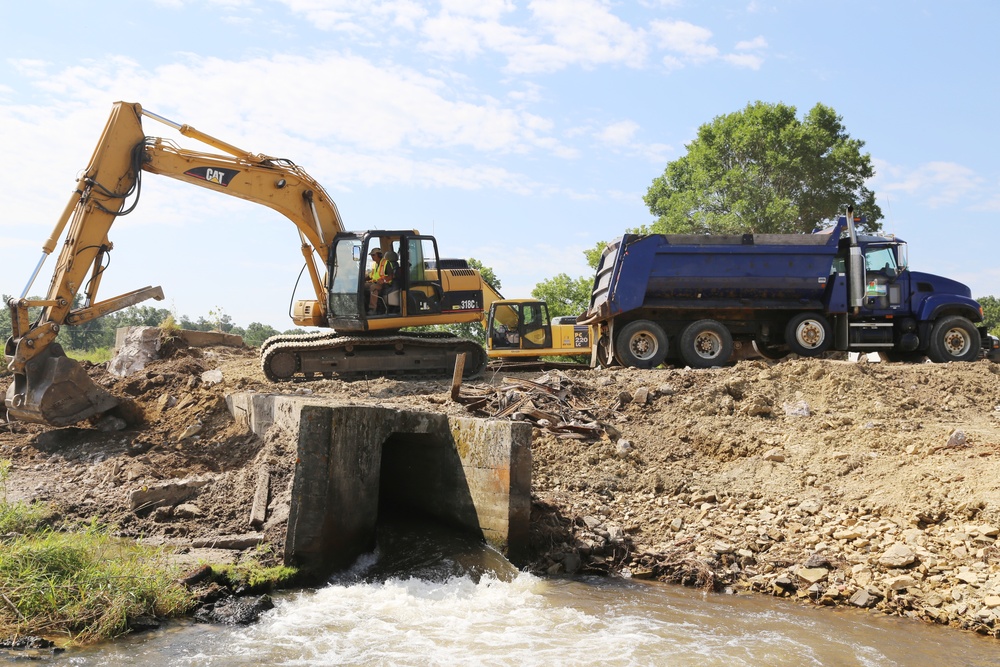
[[454, 371, 607, 439]]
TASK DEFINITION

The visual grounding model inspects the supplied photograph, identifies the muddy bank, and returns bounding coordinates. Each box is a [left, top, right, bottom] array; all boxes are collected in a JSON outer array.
[[2, 340, 1000, 637]]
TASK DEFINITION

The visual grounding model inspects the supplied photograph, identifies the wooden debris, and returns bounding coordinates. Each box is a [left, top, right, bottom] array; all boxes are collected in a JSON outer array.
[[249, 466, 271, 529], [452, 370, 613, 440], [451, 353, 466, 401]]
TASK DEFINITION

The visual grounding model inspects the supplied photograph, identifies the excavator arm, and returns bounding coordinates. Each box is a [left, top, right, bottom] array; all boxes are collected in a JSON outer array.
[[5, 101, 345, 426]]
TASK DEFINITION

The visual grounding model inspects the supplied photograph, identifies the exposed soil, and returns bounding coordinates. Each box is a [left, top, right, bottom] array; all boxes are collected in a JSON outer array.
[[2, 338, 1000, 636]]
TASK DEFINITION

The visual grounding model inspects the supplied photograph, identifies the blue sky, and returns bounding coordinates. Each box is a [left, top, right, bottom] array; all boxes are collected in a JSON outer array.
[[1, 0, 997, 329]]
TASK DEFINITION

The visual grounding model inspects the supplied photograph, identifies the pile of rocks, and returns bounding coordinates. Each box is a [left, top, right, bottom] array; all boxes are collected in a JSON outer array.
[[615, 490, 1000, 636]]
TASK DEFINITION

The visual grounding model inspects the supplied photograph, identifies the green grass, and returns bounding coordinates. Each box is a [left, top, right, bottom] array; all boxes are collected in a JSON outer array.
[[216, 560, 299, 592], [0, 525, 197, 644], [64, 346, 113, 365], [0, 500, 55, 534], [0, 460, 297, 645]]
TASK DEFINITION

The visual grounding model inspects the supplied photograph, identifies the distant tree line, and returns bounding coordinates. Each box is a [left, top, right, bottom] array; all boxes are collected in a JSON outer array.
[[0, 294, 300, 352]]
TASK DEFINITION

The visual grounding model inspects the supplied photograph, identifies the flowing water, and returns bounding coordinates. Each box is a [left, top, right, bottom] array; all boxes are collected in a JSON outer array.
[[33, 519, 1000, 666]]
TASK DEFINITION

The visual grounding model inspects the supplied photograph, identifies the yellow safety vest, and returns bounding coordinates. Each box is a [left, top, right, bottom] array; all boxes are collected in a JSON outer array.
[[371, 257, 394, 283]]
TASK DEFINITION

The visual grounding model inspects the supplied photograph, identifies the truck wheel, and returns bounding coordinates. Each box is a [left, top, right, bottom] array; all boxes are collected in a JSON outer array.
[[752, 340, 789, 360], [614, 320, 668, 369], [679, 320, 733, 368], [785, 313, 831, 357], [595, 334, 620, 368], [927, 316, 981, 363]]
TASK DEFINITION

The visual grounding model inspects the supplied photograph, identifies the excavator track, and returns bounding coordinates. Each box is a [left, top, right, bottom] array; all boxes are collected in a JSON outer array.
[[260, 331, 488, 381]]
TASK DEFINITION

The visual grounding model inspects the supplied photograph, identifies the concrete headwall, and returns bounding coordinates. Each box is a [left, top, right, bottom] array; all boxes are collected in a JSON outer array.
[[114, 327, 244, 352], [226, 393, 531, 576]]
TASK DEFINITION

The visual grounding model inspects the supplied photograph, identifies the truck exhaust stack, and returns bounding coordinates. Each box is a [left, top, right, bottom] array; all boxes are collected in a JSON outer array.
[[845, 205, 866, 312]]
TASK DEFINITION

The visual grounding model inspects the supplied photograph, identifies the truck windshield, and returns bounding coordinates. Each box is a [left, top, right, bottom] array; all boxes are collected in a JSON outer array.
[[864, 245, 897, 274]]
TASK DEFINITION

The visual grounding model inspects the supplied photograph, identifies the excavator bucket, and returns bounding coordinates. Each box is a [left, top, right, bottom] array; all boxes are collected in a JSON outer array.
[[4, 346, 119, 427]]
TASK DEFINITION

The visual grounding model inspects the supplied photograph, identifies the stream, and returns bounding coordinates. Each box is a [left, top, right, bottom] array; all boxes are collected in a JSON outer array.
[[31, 519, 1000, 666]]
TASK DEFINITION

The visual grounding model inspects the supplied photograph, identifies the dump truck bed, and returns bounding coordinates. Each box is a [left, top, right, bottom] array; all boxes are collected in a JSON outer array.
[[582, 219, 846, 324]]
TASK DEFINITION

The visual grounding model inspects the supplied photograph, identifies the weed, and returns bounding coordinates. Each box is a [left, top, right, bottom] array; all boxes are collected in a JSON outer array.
[[0, 459, 9, 503], [0, 526, 196, 643], [65, 347, 113, 365]]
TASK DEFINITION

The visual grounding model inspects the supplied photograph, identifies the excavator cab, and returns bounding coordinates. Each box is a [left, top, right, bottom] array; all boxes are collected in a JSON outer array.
[[325, 231, 451, 331], [486, 300, 593, 359], [488, 300, 552, 351]]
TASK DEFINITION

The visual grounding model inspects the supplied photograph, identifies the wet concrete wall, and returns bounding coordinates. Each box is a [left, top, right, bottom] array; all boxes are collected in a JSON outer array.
[[226, 393, 531, 575]]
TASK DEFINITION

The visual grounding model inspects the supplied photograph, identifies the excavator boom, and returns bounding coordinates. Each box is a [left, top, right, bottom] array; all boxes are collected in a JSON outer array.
[[4, 102, 494, 427], [4, 102, 345, 426]]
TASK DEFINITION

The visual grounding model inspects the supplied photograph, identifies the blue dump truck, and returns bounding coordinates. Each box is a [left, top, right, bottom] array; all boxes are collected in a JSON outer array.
[[580, 209, 999, 369]]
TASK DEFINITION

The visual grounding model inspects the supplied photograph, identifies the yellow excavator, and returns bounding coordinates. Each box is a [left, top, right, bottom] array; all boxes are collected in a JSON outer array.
[[484, 299, 592, 362], [4, 102, 504, 427]]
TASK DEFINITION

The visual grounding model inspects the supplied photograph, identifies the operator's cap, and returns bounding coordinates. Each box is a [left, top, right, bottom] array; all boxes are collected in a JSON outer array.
[[370, 248, 382, 256]]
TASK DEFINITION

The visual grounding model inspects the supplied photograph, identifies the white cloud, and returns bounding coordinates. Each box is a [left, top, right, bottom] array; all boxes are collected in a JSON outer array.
[[276, 1, 763, 74], [275, 0, 429, 33], [650, 19, 765, 70], [507, 0, 649, 72], [651, 20, 718, 60], [12, 52, 570, 159], [421, 13, 524, 59], [722, 53, 763, 69], [439, 0, 515, 21], [593, 120, 671, 163], [735, 35, 767, 50], [598, 120, 640, 146], [0, 49, 584, 254], [879, 161, 984, 208], [418, 0, 649, 73]]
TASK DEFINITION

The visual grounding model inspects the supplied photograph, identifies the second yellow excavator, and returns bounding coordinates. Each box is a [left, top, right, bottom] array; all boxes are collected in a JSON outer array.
[[4, 102, 506, 427]]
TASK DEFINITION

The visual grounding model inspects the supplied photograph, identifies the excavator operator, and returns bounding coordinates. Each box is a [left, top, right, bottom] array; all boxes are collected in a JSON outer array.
[[366, 248, 396, 312]]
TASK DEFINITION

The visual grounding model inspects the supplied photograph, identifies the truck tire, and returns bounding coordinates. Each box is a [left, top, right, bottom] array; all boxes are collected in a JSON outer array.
[[752, 340, 789, 360], [785, 313, 831, 357], [615, 320, 668, 369], [679, 319, 733, 368], [595, 334, 620, 368], [927, 315, 981, 363]]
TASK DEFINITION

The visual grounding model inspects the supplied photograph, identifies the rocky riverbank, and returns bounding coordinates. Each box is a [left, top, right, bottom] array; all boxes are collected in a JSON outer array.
[[2, 338, 999, 638], [524, 358, 1000, 637]]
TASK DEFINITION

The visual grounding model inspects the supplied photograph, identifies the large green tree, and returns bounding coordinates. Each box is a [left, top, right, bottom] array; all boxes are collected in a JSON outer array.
[[644, 101, 882, 235], [979, 295, 1000, 336], [531, 273, 592, 319]]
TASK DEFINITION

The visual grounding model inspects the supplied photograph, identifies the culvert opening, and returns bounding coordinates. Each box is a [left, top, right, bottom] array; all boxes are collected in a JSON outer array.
[[369, 432, 514, 581], [377, 432, 482, 536], [282, 403, 528, 579]]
